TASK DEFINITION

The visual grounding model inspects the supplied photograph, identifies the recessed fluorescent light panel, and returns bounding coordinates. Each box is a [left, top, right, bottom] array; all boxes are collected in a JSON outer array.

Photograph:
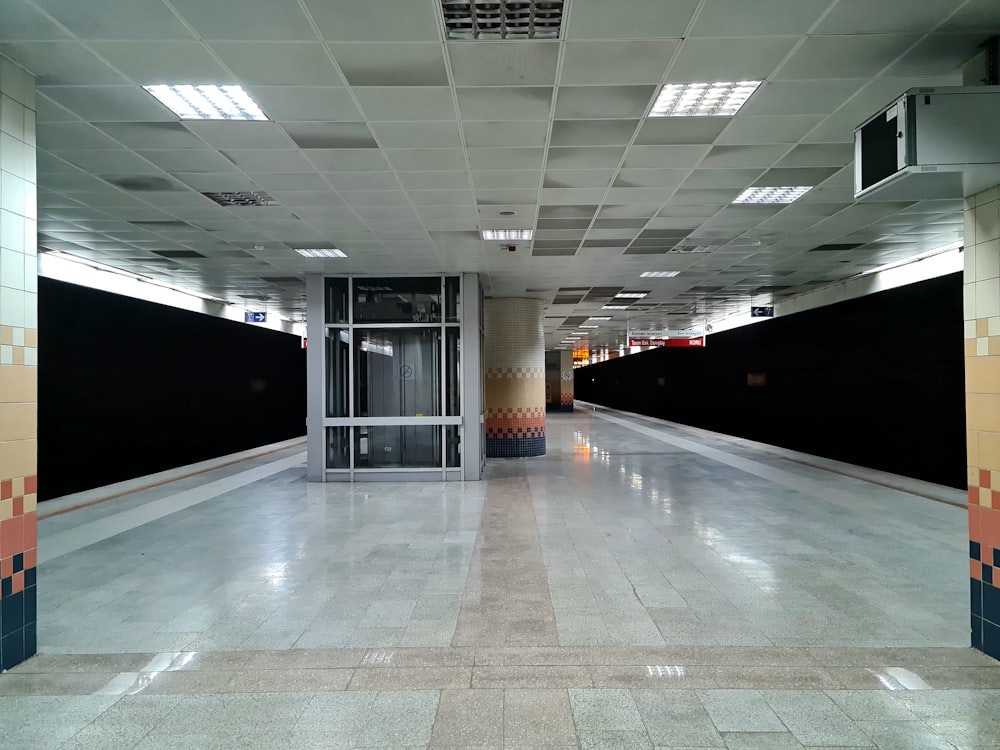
[[650, 81, 761, 117], [144, 85, 268, 121], [640, 271, 680, 278], [615, 292, 648, 299], [441, 0, 564, 40], [734, 186, 813, 204], [296, 248, 346, 258], [580, 325, 599, 328], [602, 305, 629, 310], [482, 229, 534, 241], [588, 316, 612, 321]]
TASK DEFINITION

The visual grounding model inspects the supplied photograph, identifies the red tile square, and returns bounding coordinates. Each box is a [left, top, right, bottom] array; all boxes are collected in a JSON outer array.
[[982, 469, 993, 489], [0, 517, 22, 557], [11, 571, 23, 594], [971, 506, 983, 542], [24, 547, 36, 569], [972, 559, 982, 580], [970, 486, 980, 505], [983, 508, 1000, 548], [12, 496, 23, 517], [22, 512, 36, 547], [0, 480, 11, 501], [24, 475, 36, 494], [0, 556, 11, 578]]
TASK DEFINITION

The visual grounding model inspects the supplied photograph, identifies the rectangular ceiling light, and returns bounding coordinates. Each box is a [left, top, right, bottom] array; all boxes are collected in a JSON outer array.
[[482, 229, 534, 241], [296, 248, 346, 258], [588, 316, 612, 320], [580, 325, 599, 328], [441, 0, 564, 40], [144, 85, 268, 121], [650, 81, 761, 117], [203, 190, 278, 207], [733, 186, 813, 204], [615, 292, 648, 299], [602, 305, 629, 310], [640, 271, 680, 278]]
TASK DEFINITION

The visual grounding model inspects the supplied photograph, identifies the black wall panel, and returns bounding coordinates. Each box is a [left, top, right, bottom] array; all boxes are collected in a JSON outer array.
[[38, 278, 306, 500], [575, 273, 965, 489]]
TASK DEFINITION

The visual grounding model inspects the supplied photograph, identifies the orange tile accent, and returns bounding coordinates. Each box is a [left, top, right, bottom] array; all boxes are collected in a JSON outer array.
[[971, 505, 983, 542], [23, 511, 36, 545], [12, 496, 22, 516], [967, 339, 978, 357], [971, 485, 980, 505], [0, 480, 10, 501], [978, 318, 990, 337], [11, 571, 23, 594], [24, 547, 36, 569], [24, 475, 36, 494], [0, 556, 11, 578], [993, 490, 1000, 510], [984, 508, 1000, 548], [982, 469, 992, 489], [0, 515, 23, 556], [972, 559, 982, 580], [985, 545, 994, 566]]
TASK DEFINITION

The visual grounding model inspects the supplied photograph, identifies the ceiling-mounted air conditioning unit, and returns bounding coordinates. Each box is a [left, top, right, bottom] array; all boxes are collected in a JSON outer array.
[[854, 86, 1000, 201]]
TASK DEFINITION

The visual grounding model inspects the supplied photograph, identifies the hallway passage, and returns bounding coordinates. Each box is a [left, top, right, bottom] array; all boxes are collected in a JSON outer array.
[[3, 406, 999, 749]]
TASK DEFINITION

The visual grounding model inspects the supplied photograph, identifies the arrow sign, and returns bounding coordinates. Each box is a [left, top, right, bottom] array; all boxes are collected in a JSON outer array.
[[751, 306, 774, 318], [245, 311, 267, 323]]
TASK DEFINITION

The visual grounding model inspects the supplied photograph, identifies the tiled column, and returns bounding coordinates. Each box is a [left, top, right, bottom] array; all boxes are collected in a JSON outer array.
[[558, 350, 573, 411], [0, 56, 37, 670], [484, 298, 545, 457], [966, 185, 1000, 657]]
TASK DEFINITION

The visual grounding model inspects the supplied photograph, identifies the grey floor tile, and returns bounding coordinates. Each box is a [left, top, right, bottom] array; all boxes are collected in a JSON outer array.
[[569, 688, 646, 732], [430, 688, 503, 747], [357, 690, 440, 747], [697, 689, 787, 733]]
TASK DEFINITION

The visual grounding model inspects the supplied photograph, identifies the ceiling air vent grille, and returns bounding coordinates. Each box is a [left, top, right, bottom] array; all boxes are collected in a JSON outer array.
[[441, 1, 564, 39], [202, 191, 279, 207]]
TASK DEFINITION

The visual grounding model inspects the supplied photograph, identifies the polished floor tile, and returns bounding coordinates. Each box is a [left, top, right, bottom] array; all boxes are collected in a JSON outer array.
[[1, 405, 995, 749]]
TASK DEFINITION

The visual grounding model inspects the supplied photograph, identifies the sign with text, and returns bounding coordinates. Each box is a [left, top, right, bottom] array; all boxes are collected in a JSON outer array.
[[629, 337, 705, 348], [751, 306, 774, 318], [245, 311, 267, 323]]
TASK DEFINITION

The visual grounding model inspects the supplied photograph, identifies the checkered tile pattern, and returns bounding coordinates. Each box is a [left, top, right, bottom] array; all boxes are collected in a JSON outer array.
[[484, 299, 546, 457], [965, 186, 1000, 659]]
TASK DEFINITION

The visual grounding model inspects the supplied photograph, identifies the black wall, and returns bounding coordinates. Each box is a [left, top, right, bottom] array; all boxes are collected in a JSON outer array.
[[575, 273, 965, 489], [38, 278, 306, 501]]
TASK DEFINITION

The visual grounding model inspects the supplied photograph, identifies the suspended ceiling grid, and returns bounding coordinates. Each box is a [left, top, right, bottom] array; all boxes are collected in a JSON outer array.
[[1, 0, 997, 344]]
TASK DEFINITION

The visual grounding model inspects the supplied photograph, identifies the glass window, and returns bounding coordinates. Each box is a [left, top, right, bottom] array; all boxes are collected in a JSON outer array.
[[325, 278, 349, 324], [326, 426, 350, 469], [445, 276, 460, 322], [354, 328, 441, 417], [355, 425, 442, 468], [353, 277, 441, 323], [325, 329, 350, 417], [446, 327, 460, 416], [446, 425, 460, 468]]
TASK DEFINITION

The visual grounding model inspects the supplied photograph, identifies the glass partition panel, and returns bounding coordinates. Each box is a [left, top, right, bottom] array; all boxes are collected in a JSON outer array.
[[355, 425, 442, 468], [326, 426, 350, 469], [446, 327, 460, 416], [353, 277, 441, 323], [446, 425, 460, 468], [354, 328, 441, 417], [325, 329, 350, 417], [325, 277, 349, 324], [445, 276, 460, 322]]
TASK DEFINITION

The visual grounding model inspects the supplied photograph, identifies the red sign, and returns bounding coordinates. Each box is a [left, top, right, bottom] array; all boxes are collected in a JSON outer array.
[[628, 337, 705, 348]]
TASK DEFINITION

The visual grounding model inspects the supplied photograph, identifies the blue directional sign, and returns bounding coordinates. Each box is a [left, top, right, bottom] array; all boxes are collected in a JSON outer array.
[[245, 311, 267, 323], [750, 306, 774, 318]]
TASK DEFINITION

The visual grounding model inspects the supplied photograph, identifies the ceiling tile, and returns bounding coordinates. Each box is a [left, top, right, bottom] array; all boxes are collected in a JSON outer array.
[[634, 118, 731, 146], [303, 149, 391, 171], [544, 170, 615, 188], [39, 122, 130, 150], [559, 40, 679, 84], [0, 3, 70, 41], [222, 149, 314, 172], [475, 189, 539, 205], [546, 146, 626, 169], [621, 145, 712, 169], [566, 0, 699, 39], [472, 171, 541, 189], [183, 121, 294, 149], [304, 0, 442, 42], [386, 149, 467, 171], [32, 0, 194, 39], [408, 190, 475, 206], [740, 80, 870, 116], [813, 0, 961, 34], [210, 42, 345, 85], [550, 120, 639, 147], [598, 204, 660, 218], [462, 121, 549, 148], [369, 121, 462, 148], [0, 42, 128, 85], [715, 115, 823, 145], [396, 172, 472, 190], [447, 41, 559, 85], [681, 169, 762, 189], [800, 114, 862, 144], [689, 0, 830, 36], [754, 167, 840, 186], [774, 143, 855, 168], [884, 33, 989, 77], [554, 86, 656, 119], [354, 87, 457, 121], [540, 188, 609, 205], [282, 122, 378, 149], [666, 37, 800, 82], [323, 172, 399, 190], [170, 0, 319, 40], [329, 43, 449, 86], [775, 34, 922, 79], [939, 0, 1000, 32], [613, 169, 688, 188], [37, 86, 172, 121], [90, 41, 233, 83], [53, 149, 161, 173], [467, 148, 544, 170], [248, 87, 361, 121], [249, 173, 328, 192], [456, 87, 553, 120]]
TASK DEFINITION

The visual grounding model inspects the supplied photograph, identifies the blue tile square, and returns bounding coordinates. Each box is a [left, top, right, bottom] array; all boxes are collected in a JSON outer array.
[[972, 578, 983, 617], [973, 614, 984, 649], [984, 619, 1000, 661], [985, 565, 993, 586], [972, 540, 982, 560], [983, 581, 1000, 626], [24, 586, 36, 625]]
